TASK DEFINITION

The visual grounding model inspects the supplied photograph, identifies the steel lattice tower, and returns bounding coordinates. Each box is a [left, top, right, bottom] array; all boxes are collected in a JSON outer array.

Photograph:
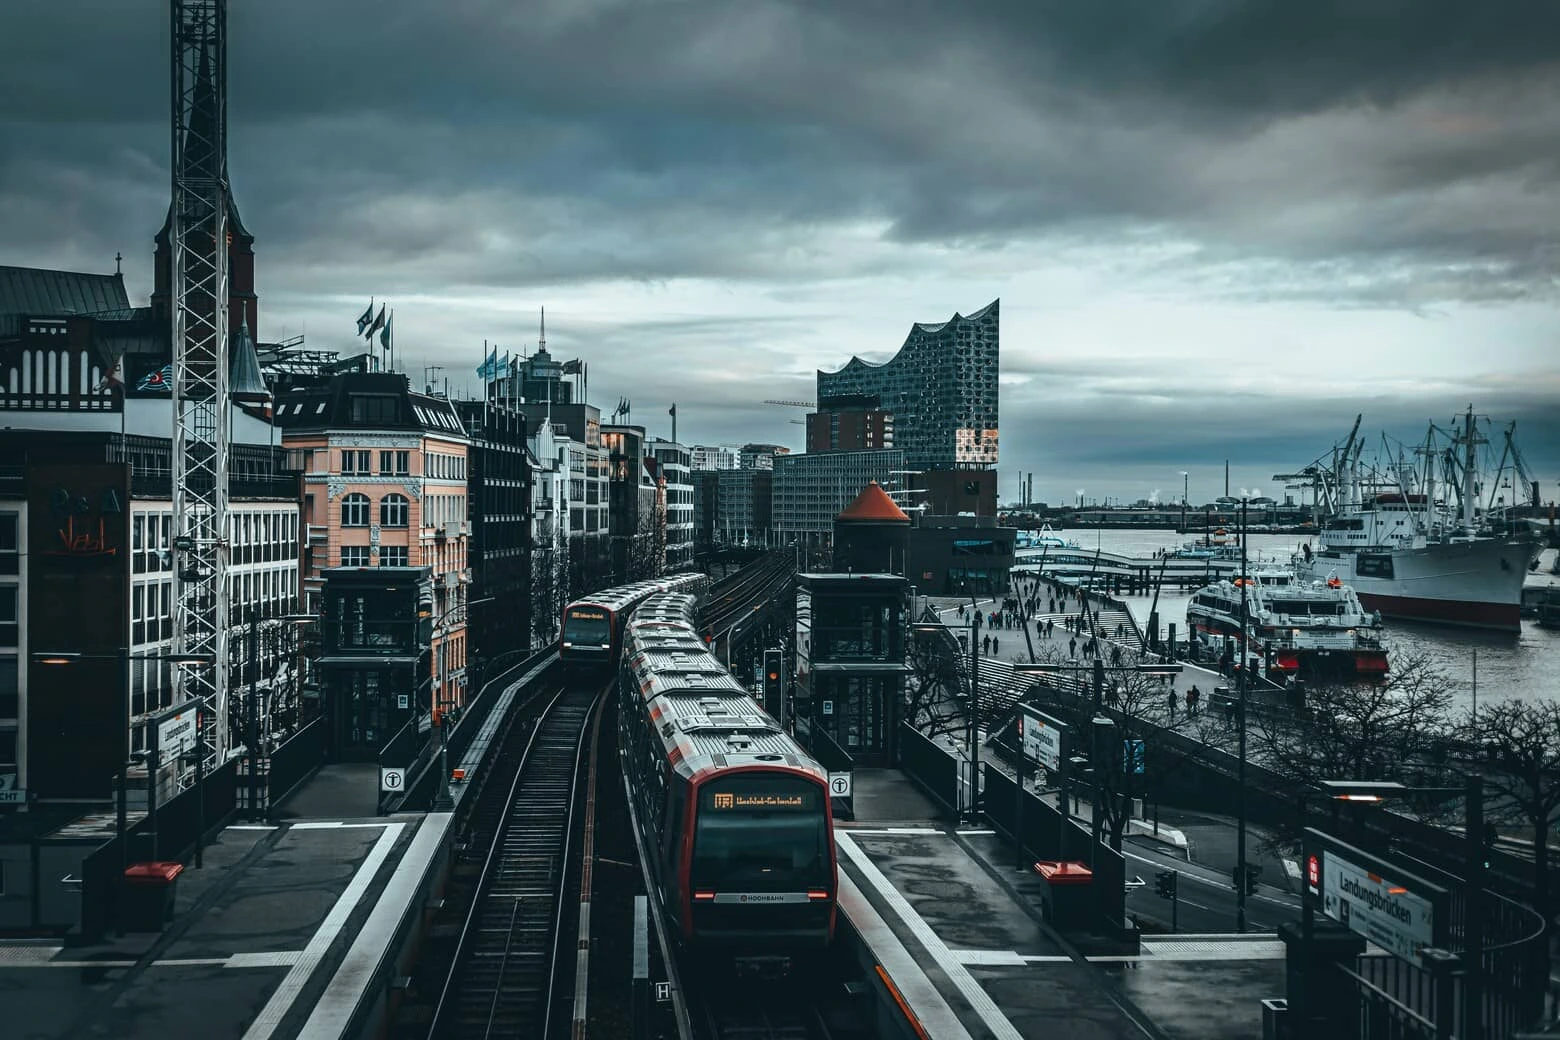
[[170, 0, 231, 760]]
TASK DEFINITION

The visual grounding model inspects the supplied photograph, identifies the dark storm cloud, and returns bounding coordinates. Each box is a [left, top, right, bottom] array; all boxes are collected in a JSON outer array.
[[4, 0, 1559, 305]]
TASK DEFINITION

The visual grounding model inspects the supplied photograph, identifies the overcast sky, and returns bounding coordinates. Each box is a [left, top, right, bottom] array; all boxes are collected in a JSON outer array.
[[3, 1, 1558, 505]]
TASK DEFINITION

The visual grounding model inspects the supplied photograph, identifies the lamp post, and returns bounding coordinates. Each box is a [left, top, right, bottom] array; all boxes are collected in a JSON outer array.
[[428, 597, 491, 812], [1236, 496, 1250, 932], [34, 649, 214, 930], [1320, 778, 1485, 1040], [966, 593, 982, 823], [725, 605, 761, 670]]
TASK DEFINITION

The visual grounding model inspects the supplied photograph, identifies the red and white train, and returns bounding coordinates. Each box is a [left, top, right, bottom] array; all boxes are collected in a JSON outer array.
[[559, 572, 709, 672], [617, 589, 837, 965]]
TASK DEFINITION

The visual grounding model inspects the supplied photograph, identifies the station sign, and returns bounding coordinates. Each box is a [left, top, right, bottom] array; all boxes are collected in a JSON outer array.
[[156, 702, 200, 758], [0, 789, 28, 805], [1305, 828, 1447, 964], [1018, 706, 1065, 772], [380, 768, 405, 793], [829, 772, 852, 798]]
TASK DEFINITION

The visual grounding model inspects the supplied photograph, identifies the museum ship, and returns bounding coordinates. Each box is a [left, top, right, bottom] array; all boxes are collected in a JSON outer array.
[[1284, 407, 1540, 632]]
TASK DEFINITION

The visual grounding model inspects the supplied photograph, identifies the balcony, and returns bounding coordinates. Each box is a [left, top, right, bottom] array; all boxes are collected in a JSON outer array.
[[307, 525, 329, 545]]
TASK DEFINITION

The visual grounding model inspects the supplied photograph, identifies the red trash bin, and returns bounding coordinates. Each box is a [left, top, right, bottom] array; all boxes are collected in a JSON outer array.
[[1033, 860, 1093, 930], [120, 861, 184, 932]]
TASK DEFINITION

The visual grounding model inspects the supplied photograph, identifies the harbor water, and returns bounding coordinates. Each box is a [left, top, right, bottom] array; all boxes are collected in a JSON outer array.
[[1032, 528, 1560, 709]]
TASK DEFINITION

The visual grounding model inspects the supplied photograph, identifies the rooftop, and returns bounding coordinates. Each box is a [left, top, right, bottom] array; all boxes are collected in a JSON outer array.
[[837, 480, 910, 523]]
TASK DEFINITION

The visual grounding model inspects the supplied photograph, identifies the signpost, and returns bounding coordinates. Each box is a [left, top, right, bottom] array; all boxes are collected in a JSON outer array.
[[1018, 706, 1065, 772], [156, 702, 200, 758], [1304, 829, 1448, 964]]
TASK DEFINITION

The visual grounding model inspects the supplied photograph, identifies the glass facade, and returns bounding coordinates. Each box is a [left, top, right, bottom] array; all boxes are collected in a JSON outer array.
[[816, 300, 999, 471]]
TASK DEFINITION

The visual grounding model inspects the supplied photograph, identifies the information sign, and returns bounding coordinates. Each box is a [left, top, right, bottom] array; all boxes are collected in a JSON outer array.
[[0, 789, 27, 805], [829, 772, 852, 798], [1321, 849, 1436, 962], [1018, 706, 1064, 772], [156, 703, 200, 758], [821, 700, 834, 716], [380, 768, 405, 793]]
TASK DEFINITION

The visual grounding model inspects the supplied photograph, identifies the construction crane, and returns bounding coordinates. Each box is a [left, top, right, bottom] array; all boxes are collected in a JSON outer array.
[[170, 0, 232, 760]]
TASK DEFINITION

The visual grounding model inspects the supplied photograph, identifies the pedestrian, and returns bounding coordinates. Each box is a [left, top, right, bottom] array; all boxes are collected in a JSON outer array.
[[993, 636, 1000, 654], [1185, 686, 1195, 715], [1069, 638, 1078, 658], [1167, 686, 1177, 715], [982, 634, 991, 654], [1225, 697, 1236, 728]]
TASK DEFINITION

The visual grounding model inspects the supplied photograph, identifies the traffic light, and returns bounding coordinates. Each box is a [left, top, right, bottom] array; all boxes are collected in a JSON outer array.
[[1232, 864, 1261, 895], [1155, 871, 1177, 899], [762, 649, 784, 718]]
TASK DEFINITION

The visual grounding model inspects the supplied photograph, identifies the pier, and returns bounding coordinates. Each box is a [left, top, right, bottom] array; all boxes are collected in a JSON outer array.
[[1015, 545, 1243, 594]]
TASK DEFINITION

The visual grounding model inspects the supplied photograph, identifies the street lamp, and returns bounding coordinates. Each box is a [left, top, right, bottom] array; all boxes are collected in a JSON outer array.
[[1318, 778, 1485, 1040], [34, 648, 214, 933], [428, 597, 491, 812], [724, 605, 761, 670]]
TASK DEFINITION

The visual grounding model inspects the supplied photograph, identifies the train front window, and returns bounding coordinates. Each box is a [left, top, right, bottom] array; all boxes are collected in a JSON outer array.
[[566, 609, 610, 645], [692, 776, 829, 890]]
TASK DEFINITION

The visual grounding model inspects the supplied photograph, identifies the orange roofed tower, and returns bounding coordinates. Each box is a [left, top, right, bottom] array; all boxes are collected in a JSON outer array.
[[833, 481, 910, 574]]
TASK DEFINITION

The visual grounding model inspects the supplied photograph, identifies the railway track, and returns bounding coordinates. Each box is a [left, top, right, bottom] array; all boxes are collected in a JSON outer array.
[[428, 683, 601, 1039], [694, 982, 832, 1040]]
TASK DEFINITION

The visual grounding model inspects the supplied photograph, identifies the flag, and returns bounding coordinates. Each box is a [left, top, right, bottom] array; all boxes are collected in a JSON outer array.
[[364, 305, 386, 340], [94, 354, 125, 393], [379, 313, 392, 350], [356, 300, 374, 335], [669, 403, 677, 419], [135, 363, 174, 393], [561, 358, 582, 375], [475, 348, 498, 380]]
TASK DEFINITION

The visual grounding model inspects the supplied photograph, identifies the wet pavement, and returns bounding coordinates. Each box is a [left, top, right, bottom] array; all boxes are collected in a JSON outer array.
[[3, 821, 415, 1040], [842, 769, 1291, 1040]]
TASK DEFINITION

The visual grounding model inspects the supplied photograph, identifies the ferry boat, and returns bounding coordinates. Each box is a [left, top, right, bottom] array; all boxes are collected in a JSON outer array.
[[1015, 523, 1081, 551], [1285, 408, 1540, 632], [1187, 570, 1389, 679]]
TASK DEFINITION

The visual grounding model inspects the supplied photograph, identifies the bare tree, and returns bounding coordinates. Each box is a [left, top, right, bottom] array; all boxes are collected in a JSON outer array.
[[1254, 652, 1456, 791], [1460, 698, 1560, 928], [904, 629, 969, 741], [1017, 647, 1234, 853]]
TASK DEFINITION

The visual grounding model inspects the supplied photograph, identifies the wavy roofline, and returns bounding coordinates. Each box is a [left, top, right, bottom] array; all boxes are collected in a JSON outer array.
[[816, 298, 998, 378]]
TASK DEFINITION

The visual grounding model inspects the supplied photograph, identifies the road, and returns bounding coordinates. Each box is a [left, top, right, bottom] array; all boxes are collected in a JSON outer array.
[[1122, 808, 1304, 934]]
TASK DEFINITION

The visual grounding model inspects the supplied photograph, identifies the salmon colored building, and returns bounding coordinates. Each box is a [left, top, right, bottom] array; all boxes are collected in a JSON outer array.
[[276, 372, 471, 759]]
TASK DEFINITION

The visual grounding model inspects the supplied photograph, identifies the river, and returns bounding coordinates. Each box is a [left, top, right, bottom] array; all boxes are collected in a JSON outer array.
[[1032, 528, 1560, 709]]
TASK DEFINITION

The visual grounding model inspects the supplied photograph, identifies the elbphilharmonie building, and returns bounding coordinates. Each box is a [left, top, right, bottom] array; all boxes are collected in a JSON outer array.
[[816, 299, 999, 472]]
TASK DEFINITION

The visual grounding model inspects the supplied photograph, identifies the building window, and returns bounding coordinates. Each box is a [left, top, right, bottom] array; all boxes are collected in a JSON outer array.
[[0, 513, 18, 551], [378, 450, 409, 476], [341, 493, 371, 527], [379, 546, 408, 567], [341, 546, 371, 567], [341, 450, 371, 475], [0, 586, 15, 623], [380, 494, 409, 528]]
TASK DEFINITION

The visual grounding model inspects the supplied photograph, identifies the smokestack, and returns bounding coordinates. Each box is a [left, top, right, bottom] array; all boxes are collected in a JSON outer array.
[[1225, 460, 1230, 499]]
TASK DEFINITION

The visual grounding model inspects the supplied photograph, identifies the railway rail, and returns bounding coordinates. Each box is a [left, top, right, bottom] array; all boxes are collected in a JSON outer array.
[[427, 682, 602, 1039]]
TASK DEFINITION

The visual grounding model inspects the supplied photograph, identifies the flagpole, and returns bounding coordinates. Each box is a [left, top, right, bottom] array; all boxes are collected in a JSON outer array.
[[388, 308, 394, 374]]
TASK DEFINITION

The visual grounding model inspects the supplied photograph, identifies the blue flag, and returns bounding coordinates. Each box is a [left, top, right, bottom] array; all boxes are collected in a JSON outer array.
[[356, 300, 374, 335], [475, 349, 498, 380]]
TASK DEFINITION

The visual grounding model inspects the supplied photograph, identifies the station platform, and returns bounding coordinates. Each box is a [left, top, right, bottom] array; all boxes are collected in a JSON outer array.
[[0, 810, 446, 1040], [838, 769, 1288, 1040], [0, 658, 553, 1040]]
